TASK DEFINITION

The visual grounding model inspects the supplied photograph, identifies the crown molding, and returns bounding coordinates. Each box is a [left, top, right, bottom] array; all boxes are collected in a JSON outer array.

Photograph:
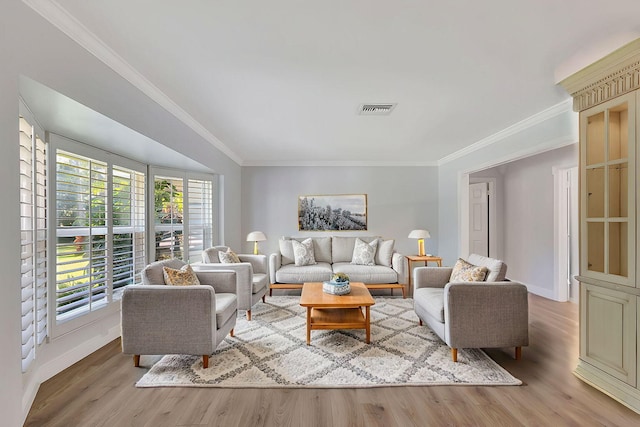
[[559, 38, 640, 112], [437, 99, 574, 166], [241, 159, 439, 167], [21, 0, 243, 165]]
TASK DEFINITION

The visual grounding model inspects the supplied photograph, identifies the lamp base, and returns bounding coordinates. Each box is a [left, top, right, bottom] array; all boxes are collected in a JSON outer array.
[[253, 241, 259, 255], [418, 239, 425, 257]]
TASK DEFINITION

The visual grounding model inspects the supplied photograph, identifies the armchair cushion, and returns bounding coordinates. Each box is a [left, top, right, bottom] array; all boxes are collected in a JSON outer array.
[[218, 248, 241, 264], [449, 258, 488, 282], [215, 293, 238, 326], [162, 264, 201, 286], [468, 253, 507, 282], [414, 287, 445, 322]]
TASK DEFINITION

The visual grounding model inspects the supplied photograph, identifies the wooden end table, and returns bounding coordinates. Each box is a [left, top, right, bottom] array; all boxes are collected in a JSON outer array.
[[299, 282, 375, 345], [406, 255, 443, 296]]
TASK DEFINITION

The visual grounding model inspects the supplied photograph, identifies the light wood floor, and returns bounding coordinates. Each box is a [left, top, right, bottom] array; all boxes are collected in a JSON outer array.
[[25, 294, 640, 427]]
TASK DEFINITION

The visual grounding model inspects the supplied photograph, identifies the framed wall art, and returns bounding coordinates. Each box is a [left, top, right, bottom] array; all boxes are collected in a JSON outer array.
[[298, 194, 367, 231]]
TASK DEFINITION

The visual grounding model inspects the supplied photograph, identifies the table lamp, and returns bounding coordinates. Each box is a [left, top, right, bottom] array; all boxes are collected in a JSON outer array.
[[246, 231, 267, 255], [408, 229, 431, 256]]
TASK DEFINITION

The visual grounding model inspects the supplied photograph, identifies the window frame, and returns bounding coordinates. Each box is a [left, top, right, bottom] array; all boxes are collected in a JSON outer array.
[[149, 167, 215, 264], [48, 134, 147, 338]]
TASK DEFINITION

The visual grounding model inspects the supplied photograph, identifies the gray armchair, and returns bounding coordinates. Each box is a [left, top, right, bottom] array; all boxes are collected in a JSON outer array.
[[413, 254, 529, 362], [121, 258, 237, 369], [192, 246, 269, 320]]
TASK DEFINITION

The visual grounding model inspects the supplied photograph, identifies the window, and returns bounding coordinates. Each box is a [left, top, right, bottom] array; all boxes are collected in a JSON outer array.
[[152, 170, 214, 263], [19, 108, 47, 372], [52, 137, 147, 328]]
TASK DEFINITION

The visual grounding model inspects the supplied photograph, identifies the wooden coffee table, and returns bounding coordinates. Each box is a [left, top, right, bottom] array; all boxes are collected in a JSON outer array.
[[299, 282, 375, 345]]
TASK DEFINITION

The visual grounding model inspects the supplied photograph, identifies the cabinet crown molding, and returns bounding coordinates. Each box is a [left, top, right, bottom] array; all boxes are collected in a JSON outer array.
[[559, 38, 640, 111]]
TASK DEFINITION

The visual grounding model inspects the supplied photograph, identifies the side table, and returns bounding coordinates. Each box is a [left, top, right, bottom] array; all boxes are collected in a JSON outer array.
[[406, 255, 443, 296]]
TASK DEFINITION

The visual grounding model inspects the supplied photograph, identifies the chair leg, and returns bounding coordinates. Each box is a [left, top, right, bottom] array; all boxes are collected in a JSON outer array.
[[419, 319, 423, 326], [262, 294, 266, 303], [202, 355, 209, 369], [515, 346, 522, 360], [247, 310, 252, 321], [230, 328, 234, 337], [133, 355, 140, 367], [451, 348, 458, 362], [269, 289, 273, 297]]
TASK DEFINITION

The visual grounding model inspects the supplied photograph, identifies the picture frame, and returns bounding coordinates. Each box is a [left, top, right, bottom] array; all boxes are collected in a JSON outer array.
[[298, 194, 367, 231]]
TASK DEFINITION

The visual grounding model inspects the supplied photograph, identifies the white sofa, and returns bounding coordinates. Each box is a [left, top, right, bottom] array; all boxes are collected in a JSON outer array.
[[269, 236, 407, 297]]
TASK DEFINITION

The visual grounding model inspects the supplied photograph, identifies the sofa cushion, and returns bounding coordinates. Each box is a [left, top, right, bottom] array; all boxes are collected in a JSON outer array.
[[215, 293, 237, 327], [467, 253, 507, 281], [450, 258, 488, 282], [275, 262, 333, 283], [292, 238, 317, 266], [375, 239, 395, 267], [414, 287, 445, 322], [312, 237, 332, 264], [332, 262, 398, 284], [279, 238, 296, 265], [332, 236, 378, 263], [351, 238, 378, 266]]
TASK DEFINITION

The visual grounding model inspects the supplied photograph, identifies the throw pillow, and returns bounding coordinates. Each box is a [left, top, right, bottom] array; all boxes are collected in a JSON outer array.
[[351, 238, 378, 266], [292, 238, 317, 266], [449, 258, 488, 282], [163, 264, 201, 286], [218, 248, 241, 264], [375, 239, 395, 267]]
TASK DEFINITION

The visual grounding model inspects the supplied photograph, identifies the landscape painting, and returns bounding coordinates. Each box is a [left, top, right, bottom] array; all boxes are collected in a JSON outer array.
[[298, 194, 367, 231]]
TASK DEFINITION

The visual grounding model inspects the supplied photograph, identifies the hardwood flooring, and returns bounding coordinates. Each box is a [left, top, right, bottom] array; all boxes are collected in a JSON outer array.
[[25, 294, 640, 426]]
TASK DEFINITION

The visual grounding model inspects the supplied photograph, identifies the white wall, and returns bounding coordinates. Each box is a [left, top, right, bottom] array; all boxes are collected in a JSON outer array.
[[241, 166, 439, 257], [437, 106, 579, 266], [471, 145, 578, 297], [1, 2, 241, 424]]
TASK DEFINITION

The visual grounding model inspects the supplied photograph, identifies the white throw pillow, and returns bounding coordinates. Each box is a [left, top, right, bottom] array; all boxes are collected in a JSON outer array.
[[375, 239, 395, 267], [218, 248, 241, 263], [351, 238, 378, 266], [292, 238, 317, 266]]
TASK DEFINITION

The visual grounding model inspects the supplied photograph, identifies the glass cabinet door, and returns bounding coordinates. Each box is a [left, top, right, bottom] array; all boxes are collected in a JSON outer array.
[[580, 92, 635, 286]]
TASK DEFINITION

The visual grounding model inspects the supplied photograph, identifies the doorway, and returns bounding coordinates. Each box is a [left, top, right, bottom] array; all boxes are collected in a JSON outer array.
[[554, 166, 579, 303], [468, 179, 497, 258]]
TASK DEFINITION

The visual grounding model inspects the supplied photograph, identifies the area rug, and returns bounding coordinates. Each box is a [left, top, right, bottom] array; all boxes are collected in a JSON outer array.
[[136, 296, 521, 388]]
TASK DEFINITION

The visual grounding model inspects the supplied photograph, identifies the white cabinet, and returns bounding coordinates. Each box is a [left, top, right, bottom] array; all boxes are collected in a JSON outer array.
[[561, 38, 640, 413]]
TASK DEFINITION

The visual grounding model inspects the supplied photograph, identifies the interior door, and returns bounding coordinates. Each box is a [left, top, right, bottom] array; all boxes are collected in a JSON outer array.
[[469, 182, 489, 256]]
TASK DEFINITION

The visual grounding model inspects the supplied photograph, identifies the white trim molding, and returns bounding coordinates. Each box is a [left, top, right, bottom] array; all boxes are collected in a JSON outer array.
[[21, 0, 243, 165], [438, 99, 574, 166]]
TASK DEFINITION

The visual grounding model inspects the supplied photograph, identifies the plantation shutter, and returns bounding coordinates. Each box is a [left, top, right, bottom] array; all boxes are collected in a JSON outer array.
[[19, 113, 47, 372], [112, 166, 146, 287], [187, 178, 213, 263], [55, 150, 108, 318]]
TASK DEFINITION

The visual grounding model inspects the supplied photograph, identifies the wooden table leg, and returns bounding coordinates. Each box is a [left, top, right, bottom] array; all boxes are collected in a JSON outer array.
[[365, 306, 370, 344], [306, 307, 311, 345]]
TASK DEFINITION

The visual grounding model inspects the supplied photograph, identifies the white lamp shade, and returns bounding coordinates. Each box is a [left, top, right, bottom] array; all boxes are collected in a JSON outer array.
[[408, 229, 431, 239], [246, 231, 267, 242]]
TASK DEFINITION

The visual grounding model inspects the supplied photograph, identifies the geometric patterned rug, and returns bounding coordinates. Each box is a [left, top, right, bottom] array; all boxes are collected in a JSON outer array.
[[136, 296, 521, 388]]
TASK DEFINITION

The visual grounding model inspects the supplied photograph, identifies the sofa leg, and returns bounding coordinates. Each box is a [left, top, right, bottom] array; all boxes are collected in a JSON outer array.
[[247, 310, 252, 321], [515, 346, 522, 360], [203, 355, 209, 369], [451, 348, 458, 362], [133, 355, 140, 367], [230, 328, 234, 337]]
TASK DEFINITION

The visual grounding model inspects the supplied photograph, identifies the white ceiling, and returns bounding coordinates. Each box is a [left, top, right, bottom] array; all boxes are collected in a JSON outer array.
[[27, 0, 640, 166]]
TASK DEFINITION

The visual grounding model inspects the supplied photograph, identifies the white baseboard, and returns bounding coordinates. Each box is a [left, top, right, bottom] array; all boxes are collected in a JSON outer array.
[[524, 282, 559, 301]]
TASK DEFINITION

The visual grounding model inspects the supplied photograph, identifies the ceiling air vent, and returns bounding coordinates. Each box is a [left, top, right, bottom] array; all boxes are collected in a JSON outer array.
[[359, 103, 397, 115]]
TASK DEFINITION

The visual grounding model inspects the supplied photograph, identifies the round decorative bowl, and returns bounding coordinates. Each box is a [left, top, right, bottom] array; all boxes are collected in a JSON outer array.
[[323, 280, 351, 295]]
